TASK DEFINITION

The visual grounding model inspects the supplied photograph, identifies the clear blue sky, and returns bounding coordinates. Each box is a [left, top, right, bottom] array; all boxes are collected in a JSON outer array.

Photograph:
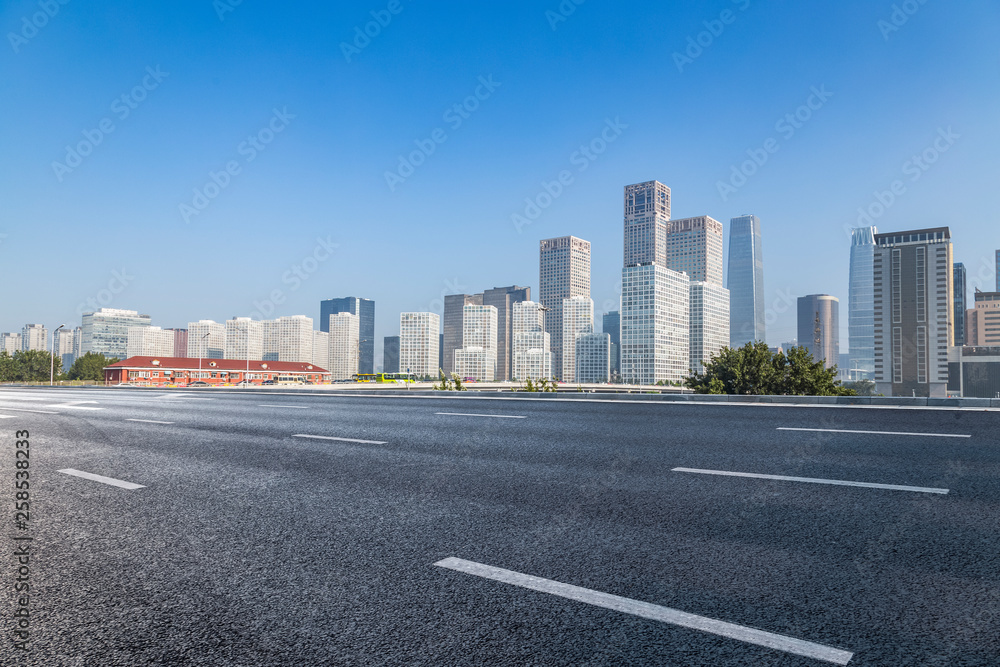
[[3, 0, 999, 361]]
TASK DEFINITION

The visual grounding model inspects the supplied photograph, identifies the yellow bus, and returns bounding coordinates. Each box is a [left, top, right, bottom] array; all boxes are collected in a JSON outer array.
[[352, 373, 416, 384]]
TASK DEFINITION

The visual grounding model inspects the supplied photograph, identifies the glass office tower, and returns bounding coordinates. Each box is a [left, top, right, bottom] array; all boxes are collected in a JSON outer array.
[[727, 215, 765, 347], [848, 226, 877, 379]]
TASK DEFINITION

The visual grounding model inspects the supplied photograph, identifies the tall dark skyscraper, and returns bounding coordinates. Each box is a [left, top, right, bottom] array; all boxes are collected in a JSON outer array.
[[442, 294, 482, 375], [954, 262, 967, 346], [482, 285, 531, 381], [320, 297, 375, 374], [602, 311, 621, 376], [383, 336, 400, 373], [849, 226, 877, 379], [727, 214, 765, 347]]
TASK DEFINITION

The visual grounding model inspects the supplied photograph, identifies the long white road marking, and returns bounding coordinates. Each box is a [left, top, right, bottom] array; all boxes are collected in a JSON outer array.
[[126, 419, 175, 424], [57, 469, 145, 490], [0, 407, 60, 414], [672, 467, 949, 495], [292, 434, 387, 445], [44, 401, 103, 411], [0, 415, 15, 419], [258, 404, 310, 409], [435, 557, 853, 665], [777, 427, 970, 439], [435, 412, 526, 419]]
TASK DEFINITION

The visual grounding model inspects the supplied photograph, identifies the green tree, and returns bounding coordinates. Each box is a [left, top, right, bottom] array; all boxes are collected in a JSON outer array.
[[7, 350, 61, 382], [67, 352, 118, 381], [0, 351, 15, 383], [685, 342, 855, 396]]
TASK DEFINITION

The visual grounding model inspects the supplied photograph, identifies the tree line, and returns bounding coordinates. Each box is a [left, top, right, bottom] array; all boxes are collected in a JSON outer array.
[[0, 351, 117, 383]]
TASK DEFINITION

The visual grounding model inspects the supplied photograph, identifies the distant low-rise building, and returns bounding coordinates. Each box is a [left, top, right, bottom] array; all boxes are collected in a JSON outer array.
[[104, 357, 328, 386]]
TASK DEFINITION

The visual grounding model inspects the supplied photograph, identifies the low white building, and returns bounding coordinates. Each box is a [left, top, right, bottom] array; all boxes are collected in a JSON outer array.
[[512, 301, 551, 381], [561, 296, 594, 382]]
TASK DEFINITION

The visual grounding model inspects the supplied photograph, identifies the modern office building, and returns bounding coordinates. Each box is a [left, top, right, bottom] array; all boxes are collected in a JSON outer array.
[[665, 215, 724, 286], [575, 333, 610, 383], [187, 320, 225, 359], [21, 324, 48, 352], [620, 264, 690, 385], [126, 326, 176, 358], [167, 329, 188, 358], [965, 290, 1000, 346], [873, 228, 953, 397], [848, 226, 877, 380], [263, 315, 313, 363], [482, 285, 531, 381], [623, 180, 670, 267], [512, 301, 551, 381], [455, 304, 498, 381], [225, 317, 264, 361], [82, 308, 151, 359], [383, 336, 400, 373], [797, 295, 840, 369], [54, 328, 76, 369], [2, 333, 22, 354], [689, 282, 730, 374], [312, 331, 330, 370], [540, 235, 591, 380], [328, 312, 360, 381], [602, 311, 621, 378], [319, 297, 375, 374], [954, 263, 967, 346], [561, 296, 594, 383], [442, 294, 482, 376], [728, 214, 765, 347], [399, 312, 440, 378]]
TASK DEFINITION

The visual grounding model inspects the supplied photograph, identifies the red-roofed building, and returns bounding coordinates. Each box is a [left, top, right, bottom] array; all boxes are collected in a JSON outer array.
[[103, 357, 329, 386]]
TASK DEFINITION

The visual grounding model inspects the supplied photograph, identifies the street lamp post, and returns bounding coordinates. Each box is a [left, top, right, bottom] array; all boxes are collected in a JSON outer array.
[[50, 324, 65, 386]]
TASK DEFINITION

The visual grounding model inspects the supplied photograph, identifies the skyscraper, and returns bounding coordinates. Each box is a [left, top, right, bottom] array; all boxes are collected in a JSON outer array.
[[848, 226, 877, 380], [873, 228, 953, 397], [797, 295, 840, 369], [728, 214, 765, 346], [455, 304, 498, 381], [1, 333, 21, 355], [512, 301, 551, 381], [965, 290, 1000, 346], [620, 264, 690, 385], [623, 180, 670, 267], [312, 331, 330, 370], [482, 285, 530, 381], [561, 296, 594, 383], [319, 297, 375, 374], [383, 336, 400, 373], [225, 317, 264, 360], [54, 328, 76, 369], [329, 312, 360, 380], [953, 263, 967, 346], [442, 294, 482, 376], [665, 215, 724, 285], [399, 312, 440, 378], [540, 235, 591, 380], [602, 311, 621, 378], [689, 282, 730, 374], [82, 309, 151, 359]]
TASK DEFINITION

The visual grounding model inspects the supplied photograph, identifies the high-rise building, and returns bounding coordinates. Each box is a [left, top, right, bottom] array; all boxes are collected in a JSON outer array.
[[665, 215, 724, 286], [482, 285, 531, 381], [329, 312, 360, 380], [319, 297, 375, 374], [996, 249, 999, 291], [561, 296, 594, 383], [540, 235, 591, 380], [82, 309, 151, 359], [21, 324, 48, 352], [512, 301, 551, 381], [54, 328, 76, 369], [1, 333, 22, 355], [575, 333, 610, 383], [797, 295, 840, 369], [225, 317, 264, 360], [623, 180, 670, 267], [126, 326, 175, 358], [873, 228, 953, 397], [455, 304, 498, 381], [621, 264, 690, 385], [167, 329, 189, 358], [187, 320, 225, 359], [264, 316, 313, 363], [602, 311, 621, 378], [312, 331, 330, 370], [848, 226, 877, 380], [953, 263, 967, 346], [728, 214, 765, 347], [965, 290, 1000, 346], [442, 294, 482, 376], [383, 336, 400, 373], [399, 312, 440, 378], [689, 282, 730, 375]]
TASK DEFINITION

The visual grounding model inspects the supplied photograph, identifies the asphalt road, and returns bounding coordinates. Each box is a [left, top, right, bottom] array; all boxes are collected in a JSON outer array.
[[1, 387, 998, 665]]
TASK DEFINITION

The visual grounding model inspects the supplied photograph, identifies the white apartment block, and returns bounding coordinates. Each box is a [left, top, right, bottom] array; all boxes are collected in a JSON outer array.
[[329, 312, 360, 380], [621, 264, 690, 385], [455, 305, 497, 381], [126, 326, 176, 358], [82, 309, 151, 359], [512, 301, 551, 381], [2, 333, 22, 355], [225, 317, 264, 360], [312, 330, 330, 370], [561, 296, 594, 382], [690, 282, 730, 374], [399, 312, 440, 378], [665, 215, 724, 286], [21, 324, 48, 352], [187, 320, 226, 359], [539, 235, 591, 380], [263, 315, 314, 362], [54, 328, 77, 367], [576, 333, 610, 383]]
